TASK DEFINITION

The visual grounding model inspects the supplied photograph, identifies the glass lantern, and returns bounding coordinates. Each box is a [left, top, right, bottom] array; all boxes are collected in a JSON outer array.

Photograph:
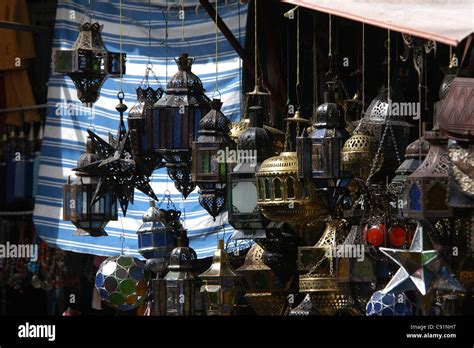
[[63, 137, 118, 236], [192, 99, 234, 220], [153, 231, 202, 316], [297, 82, 351, 215], [199, 239, 241, 316], [53, 22, 125, 105]]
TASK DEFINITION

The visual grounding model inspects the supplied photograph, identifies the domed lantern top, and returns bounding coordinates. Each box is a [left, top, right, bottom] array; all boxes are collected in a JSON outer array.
[[53, 22, 126, 105]]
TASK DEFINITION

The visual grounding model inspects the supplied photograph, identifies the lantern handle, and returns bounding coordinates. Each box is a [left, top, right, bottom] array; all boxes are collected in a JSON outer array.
[[178, 38, 191, 55], [117, 91, 125, 101], [211, 89, 221, 100]]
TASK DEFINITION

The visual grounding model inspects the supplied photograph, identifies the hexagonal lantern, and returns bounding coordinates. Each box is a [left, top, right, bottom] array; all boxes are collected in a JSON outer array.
[[63, 137, 117, 236], [53, 22, 125, 105], [192, 99, 234, 220]]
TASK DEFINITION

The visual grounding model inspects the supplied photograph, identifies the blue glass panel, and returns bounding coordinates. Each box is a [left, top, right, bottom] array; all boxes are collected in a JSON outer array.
[[173, 110, 182, 148], [152, 110, 160, 149], [140, 233, 152, 248], [409, 184, 421, 211]]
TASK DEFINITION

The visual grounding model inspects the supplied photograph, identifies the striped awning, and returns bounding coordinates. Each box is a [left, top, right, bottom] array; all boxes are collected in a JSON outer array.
[[33, 0, 249, 259]]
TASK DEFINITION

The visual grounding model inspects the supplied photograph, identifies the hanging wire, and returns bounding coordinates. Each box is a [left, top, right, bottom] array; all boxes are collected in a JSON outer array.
[[328, 14, 332, 69], [254, 0, 258, 88], [313, 13, 318, 115], [119, 0, 124, 93], [449, 45, 453, 68], [362, 22, 365, 114], [387, 29, 391, 101], [238, 0, 242, 118], [296, 8, 300, 108], [147, 0, 152, 66], [215, 0, 219, 95], [181, 0, 185, 41]]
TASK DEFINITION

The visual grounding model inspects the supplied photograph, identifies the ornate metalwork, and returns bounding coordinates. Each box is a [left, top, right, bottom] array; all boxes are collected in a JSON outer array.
[[400, 34, 436, 81]]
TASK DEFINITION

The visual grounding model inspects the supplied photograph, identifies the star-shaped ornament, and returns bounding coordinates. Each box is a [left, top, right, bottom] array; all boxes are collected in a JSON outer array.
[[380, 220, 465, 297], [73, 94, 157, 216]]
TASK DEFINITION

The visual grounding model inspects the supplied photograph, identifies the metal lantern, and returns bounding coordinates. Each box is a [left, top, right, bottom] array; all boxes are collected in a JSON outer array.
[[199, 239, 241, 316], [342, 125, 383, 182], [136, 201, 175, 271], [236, 244, 289, 315], [192, 99, 234, 220], [297, 219, 349, 315], [127, 70, 164, 176], [63, 137, 117, 236], [402, 128, 452, 220], [228, 106, 273, 235], [152, 53, 211, 160], [154, 231, 202, 316], [256, 151, 324, 224], [389, 137, 430, 194], [53, 22, 125, 105], [297, 82, 351, 215]]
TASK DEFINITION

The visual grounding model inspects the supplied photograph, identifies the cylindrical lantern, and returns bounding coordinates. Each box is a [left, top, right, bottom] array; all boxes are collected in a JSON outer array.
[[63, 137, 117, 236], [199, 239, 241, 316]]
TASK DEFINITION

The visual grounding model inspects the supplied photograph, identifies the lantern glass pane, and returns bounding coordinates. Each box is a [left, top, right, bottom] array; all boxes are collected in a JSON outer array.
[[274, 178, 282, 199], [219, 162, 226, 178], [409, 184, 421, 211], [54, 50, 74, 73], [286, 177, 295, 198], [232, 181, 257, 213], [200, 151, 211, 173], [257, 179, 264, 200], [427, 183, 448, 211], [312, 143, 324, 171], [167, 285, 178, 310], [264, 178, 271, 200]]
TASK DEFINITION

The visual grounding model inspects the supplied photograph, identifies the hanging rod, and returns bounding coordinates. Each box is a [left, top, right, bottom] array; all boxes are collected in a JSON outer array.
[[0, 104, 48, 114]]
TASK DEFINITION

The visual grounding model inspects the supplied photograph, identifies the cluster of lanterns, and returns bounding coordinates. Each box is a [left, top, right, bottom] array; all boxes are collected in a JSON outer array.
[[57, 4, 473, 317]]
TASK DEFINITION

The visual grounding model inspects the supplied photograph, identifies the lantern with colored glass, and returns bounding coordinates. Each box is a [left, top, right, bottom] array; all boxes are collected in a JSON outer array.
[[63, 137, 117, 236], [199, 239, 241, 316], [53, 22, 125, 105], [136, 200, 175, 277], [154, 230, 202, 316], [192, 99, 234, 220], [297, 81, 351, 216], [127, 67, 164, 176], [228, 106, 273, 235]]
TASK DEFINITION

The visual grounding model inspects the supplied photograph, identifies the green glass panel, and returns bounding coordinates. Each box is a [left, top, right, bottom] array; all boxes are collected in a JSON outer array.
[[119, 278, 136, 296], [117, 256, 133, 268], [109, 292, 125, 306]]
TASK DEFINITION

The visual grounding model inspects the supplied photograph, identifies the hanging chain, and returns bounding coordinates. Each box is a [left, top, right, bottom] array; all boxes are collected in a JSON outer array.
[[254, 0, 258, 88], [313, 14, 318, 115], [238, 0, 242, 118], [181, 0, 185, 41], [328, 14, 332, 69], [148, 0, 152, 66], [119, 0, 124, 93], [283, 120, 291, 151], [449, 45, 453, 68], [215, 0, 219, 94], [362, 22, 365, 114]]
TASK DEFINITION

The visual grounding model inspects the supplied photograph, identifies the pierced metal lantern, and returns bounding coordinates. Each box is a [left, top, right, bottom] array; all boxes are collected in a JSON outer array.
[[136, 201, 175, 270], [402, 128, 452, 220], [256, 151, 324, 225], [297, 82, 351, 215], [53, 22, 125, 105], [199, 239, 241, 316], [342, 125, 383, 182], [236, 244, 289, 315], [63, 137, 117, 236], [389, 137, 430, 195], [154, 231, 202, 316], [152, 53, 211, 160], [297, 219, 349, 315], [128, 70, 164, 176], [228, 106, 273, 234], [192, 99, 234, 220]]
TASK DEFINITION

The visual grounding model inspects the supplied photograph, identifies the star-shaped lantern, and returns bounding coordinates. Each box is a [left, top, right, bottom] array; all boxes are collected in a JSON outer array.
[[73, 93, 157, 216], [380, 220, 464, 296]]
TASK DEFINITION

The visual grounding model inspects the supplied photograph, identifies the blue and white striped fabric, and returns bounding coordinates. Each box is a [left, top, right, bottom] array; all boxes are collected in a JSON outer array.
[[33, 0, 248, 258]]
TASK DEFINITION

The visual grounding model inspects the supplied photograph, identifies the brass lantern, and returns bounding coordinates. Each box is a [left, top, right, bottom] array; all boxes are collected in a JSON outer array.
[[136, 201, 175, 271], [256, 151, 324, 224], [199, 239, 241, 316], [127, 68, 164, 176], [154, 231, 202, 316], [63, 137, 118, 236], [228, 106, 273, 235], [192, 99, 234, 220], [297, 82, 351, 215], [402, 128, 452, 220], [53, 22, 125, 105], [297, 219, 349, 315], [236, 244, 289, 315]]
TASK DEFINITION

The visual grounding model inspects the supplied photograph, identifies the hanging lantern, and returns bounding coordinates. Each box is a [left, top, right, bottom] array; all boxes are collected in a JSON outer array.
[[199, 239, 241, 316], [297, 82, 351, 215], [153, 230, 202, 316], [63, 137, 117, 236], [342, 125, 384, 182], [236, 244, 289, 315], [402, 128, 452, 220], [128, 67, 164, 176], [228, 106, 273, 234], [53, 22, 125, 105], [389, 137, 430, 195], [151, 53, 210, 160], [136, 200, 175, 269], [297, 219, 349, 315], [95, 255, 150, 311], [192, 99, 234, 220]]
